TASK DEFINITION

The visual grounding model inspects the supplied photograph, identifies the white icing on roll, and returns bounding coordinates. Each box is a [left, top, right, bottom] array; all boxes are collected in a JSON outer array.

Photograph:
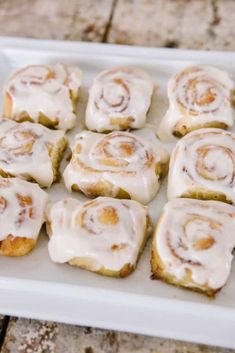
[[86, 66, 154, 132], [155, 198, 235, 289], [158, 65, 234, 141], [47, 197, 148, 271], [63, 129, 169, 204], [0, 119, 66, 187], [0, 177, 48, 240], [5, 63, 82, 130], [167, 128, 235, 203]]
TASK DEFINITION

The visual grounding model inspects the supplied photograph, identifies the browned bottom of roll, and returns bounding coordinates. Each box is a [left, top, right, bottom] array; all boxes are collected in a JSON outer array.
[[0, 234, 37, 256]]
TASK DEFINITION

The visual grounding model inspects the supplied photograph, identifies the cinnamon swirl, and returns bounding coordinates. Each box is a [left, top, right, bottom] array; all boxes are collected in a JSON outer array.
[[4, 63, 82, 131], [158, 65, 234, 141], [46, 197, 152, 277], [151, 198, 235, 296], [0, 118, 67, 187], [86, 66, 154, 132], [168, 128, 235, 204], [63, 129, 169, 204], [0, 177, 48, 256]]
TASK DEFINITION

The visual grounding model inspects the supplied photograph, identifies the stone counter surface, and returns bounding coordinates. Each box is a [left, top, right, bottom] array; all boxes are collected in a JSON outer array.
[[1, 318, 234, 353], [0, 0, 235, 50], [0, 1, 234, 352]]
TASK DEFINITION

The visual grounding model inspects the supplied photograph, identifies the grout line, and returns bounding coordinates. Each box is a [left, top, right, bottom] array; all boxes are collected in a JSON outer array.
[[0, 316, 10, 352], [209, 0, 220, 38], [211, 0, 219, 26], [102, 0, 118, 43]]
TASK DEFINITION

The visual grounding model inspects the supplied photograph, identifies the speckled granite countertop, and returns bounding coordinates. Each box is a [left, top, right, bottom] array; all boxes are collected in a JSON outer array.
[[1, 0, 235, 50], [0, 1, 234, 352]]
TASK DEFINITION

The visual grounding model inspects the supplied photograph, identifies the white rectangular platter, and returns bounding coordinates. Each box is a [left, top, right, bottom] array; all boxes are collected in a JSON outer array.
[[0, 37, 235, 349]]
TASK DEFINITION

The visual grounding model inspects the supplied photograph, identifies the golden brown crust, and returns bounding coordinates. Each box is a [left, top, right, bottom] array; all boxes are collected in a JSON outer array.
[[105, 116, 135, 132], [150, 218, 219, 297], [173, 121, 228, 138], [68, 214, 152, 278], [71, 181, 131, 200], [0, 135, 67, 188], [181, 188, 232, 205], [0, 234, 36, 256], [155, 160, 169, 180], [87, 117, 136, 132], [4, 92, 12, 118], [4, 89, 80, 130], [49, 137, 67, 183], [70, 159, 168, 200], [232, 89, 235, 108], [0, 169, 13, 178]]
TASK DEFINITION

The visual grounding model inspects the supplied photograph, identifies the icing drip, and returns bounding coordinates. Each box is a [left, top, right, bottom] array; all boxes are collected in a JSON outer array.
[[47, 197, 148, 271], [5, 63, 82, 130], [63, 129, 169, 204], [0, 177, 48, 240], [158, 65, 234, 141], [167, 128, 235, 203], [86, 66, 154, 132], [155, 198, 235, 289], [0, 119, 66, 187]]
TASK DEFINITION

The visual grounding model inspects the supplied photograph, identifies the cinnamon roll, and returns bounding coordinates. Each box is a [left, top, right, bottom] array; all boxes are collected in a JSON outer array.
[[63, 129, 169, 204], [86, 66, 154, 132], [0, 118, 67, 187], [158, 66, 234, 141], [168, 128, 235, 204], [4, 63, 82, 131], [46, 197, 152, 277], [151, 198, 235, 296], [0, 177, 48, 256]]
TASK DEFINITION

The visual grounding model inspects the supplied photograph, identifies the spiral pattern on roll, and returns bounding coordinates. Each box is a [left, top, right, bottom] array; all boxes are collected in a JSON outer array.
[[158, 66, 234, 140], [0, 119, 66, 187], [86, 66, 154, 132], [153, 198, 235, 290], [87, 132, 154, 172], [46, 197, 150, 273], [168, 128, 235, 204], [175, 67, 230, 116], [4, 63, 82, 130], [64, 130, 169, 204], [0, 177, 47, 241]]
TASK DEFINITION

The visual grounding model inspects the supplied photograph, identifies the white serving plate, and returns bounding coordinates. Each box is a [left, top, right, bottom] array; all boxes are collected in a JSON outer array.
[[0, 37, 235, 349]]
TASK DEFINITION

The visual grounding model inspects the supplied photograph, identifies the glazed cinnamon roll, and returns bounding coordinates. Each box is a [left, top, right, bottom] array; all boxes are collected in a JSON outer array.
[[63, 129, 169, 204], [4, 63, 82, 130], [0, 119, 67, 187], [168, 128, 235, 204], [151, 198, 235, 296], [86, 66, 154, 132], [0, 177, 48, 256], [158, 66, 234, 141], [46, 197, 152, 277]]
